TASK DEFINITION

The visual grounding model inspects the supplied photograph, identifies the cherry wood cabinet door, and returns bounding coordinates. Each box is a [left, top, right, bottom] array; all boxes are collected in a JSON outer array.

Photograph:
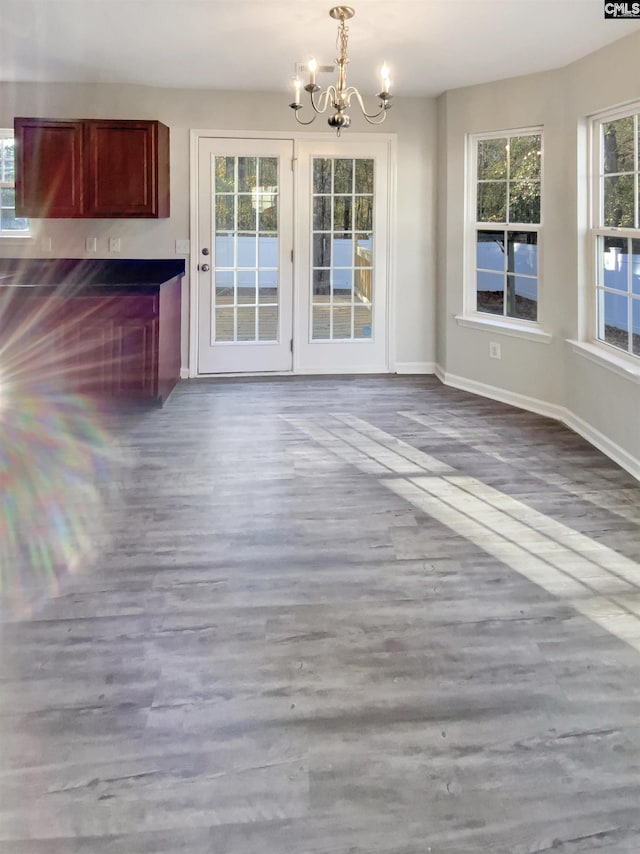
[[85, 120, 169, 218], [14, 119, 85, 218]]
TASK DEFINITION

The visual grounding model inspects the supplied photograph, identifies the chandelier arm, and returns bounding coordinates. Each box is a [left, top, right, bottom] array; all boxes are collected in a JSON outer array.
[[310, 87, 337, 115], [349, 88, 390, 122], [293, 111, 318, 127]]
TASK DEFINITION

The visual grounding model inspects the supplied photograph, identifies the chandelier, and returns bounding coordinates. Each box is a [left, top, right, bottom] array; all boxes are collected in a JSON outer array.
[[289, 6, 392, 135]]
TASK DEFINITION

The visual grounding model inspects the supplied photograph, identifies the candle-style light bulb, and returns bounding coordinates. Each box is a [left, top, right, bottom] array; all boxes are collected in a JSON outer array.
[[293, 77, 302, 105], [380, 63, 391, 94], [308, 57, 318, 86]]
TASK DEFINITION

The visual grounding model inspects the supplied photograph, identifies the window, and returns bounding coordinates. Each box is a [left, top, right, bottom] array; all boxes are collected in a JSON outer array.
[[592, 106, 640, 358], [0, 130, 30, 236], [469, 129, 542, 323]]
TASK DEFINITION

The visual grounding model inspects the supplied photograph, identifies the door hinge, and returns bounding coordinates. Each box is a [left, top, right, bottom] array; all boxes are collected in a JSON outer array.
[[290, 338, 293, 353], [290, 249, 294, 263]]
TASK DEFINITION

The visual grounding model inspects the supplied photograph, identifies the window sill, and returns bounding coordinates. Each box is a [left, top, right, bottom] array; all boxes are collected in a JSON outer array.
[[0, 233, 34, 242], [455, 314, 552, 343], [568, 340, 640, 384]]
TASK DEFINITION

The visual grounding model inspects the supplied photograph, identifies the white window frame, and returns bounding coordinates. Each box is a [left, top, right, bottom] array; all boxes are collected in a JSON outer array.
[[589, 102, 640, 363], [459, 127, 550, 344], [0, 129, 31, 239]]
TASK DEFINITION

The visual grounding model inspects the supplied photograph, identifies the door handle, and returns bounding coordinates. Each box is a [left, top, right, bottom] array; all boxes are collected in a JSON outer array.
[[201, 264, 210, 272]]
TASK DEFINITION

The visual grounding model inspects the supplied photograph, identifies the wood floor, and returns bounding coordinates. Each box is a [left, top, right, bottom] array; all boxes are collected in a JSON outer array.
[[2, 375, 640, 852]]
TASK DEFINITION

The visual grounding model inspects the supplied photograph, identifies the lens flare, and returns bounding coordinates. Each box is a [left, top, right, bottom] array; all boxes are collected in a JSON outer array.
[[0, 259, 124, 617]]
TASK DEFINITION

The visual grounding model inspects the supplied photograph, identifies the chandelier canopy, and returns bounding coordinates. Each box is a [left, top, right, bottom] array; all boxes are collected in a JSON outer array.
[[289, 6, 392, 135]]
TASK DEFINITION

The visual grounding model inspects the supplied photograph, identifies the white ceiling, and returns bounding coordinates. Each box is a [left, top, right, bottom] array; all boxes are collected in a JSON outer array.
[[1, 0, 639, 98]]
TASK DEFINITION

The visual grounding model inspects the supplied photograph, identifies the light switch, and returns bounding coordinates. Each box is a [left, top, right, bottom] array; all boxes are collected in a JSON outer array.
[[86, 237, 97, 252], [109, 237, 121, 253], [175, 239, 190, 254]]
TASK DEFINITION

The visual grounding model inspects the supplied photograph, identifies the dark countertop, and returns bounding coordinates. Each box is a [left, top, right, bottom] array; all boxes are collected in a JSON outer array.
[[0, 258, 185, 295]]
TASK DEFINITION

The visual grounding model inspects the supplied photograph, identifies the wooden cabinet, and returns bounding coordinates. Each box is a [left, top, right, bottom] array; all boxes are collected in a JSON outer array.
[[14, 118, 170, 218], [0, 260, 183, 404]]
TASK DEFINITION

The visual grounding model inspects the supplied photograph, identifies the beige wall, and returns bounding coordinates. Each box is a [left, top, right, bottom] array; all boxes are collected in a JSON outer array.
[[437, 29, 640, 476], [0, 84, 437, 373]]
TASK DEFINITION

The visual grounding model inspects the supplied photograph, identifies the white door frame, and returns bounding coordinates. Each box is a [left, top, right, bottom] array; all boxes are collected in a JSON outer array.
[[188, 129, 397, 378]]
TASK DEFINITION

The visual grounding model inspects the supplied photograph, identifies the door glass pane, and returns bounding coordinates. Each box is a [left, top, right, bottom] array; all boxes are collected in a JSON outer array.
[[313, 197, 332, 230], [312, 306, 331, 339], [212, 155, 281, 343], [215, 196, 234, 231], [333, 306, 352, 338], [215, 270, 233, 304], [314, 234, 331, 267], [215, 308, 234, 341], [334, 159, 353, 194], [237, 307, 256, 341], [355, 159, 373, 193], [259, 234, 278, 268], [215, 234, 234, 267], [238, 234, 257, 267], [633, 298, 640, 355], [237, 270, 256, 304], [355, 197, 372, 231], [215, 157, 235, 192], [313, 269, 330, 297], [259, 200, 277, 231], [260, 157, 278, 187], [238, 195, 256, 230], [355, 305, 373, 338], [238, 157, 257, 192], [258, 270, 278, 303], [313, 158, 332, 193], [311, 157, 376, 341], [259, 306, 278, 341]]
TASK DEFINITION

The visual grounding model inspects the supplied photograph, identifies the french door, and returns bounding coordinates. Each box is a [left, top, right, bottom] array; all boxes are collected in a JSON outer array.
[[195, 135, 390, 375], [197, 138, 294, 373], [295, 138, 390, 373]]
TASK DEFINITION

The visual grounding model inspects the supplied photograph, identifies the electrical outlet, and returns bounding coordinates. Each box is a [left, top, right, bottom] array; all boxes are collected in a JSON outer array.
[[109, 237, 121, 253], [86, 237, 97, 253], [489, 341, 501, 360], [175, 239, 190, 254]]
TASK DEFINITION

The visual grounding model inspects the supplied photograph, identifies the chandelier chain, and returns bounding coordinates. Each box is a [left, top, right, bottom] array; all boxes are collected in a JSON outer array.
[[337, 17, 349, 65]]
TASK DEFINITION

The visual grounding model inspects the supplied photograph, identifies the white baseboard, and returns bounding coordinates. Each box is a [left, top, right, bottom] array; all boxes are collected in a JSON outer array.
[[394, 361, 435, 375], [563, 411, 640, 483], [437, 367, 566, 421], [180, 367, 190, 380], [436, 366, 640, 483]]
